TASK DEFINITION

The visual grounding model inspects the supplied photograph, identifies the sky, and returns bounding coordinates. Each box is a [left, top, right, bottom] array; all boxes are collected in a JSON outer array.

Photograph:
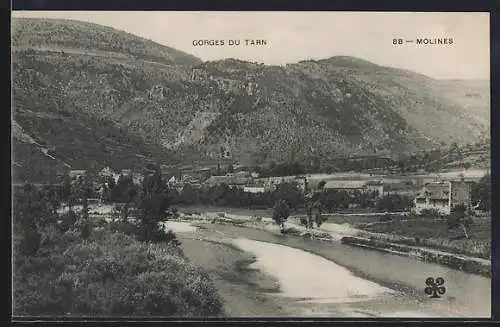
[[12, 11, 490, 80]]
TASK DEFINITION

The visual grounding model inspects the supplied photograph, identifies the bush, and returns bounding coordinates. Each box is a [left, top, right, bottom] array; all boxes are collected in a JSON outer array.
[[365, 230, 490, 259], [75, 218, 93, 239], [13, 229, 224, 317], [107, 219, 140, 237], [59, 210, 78, 232], [379, 216, 392, 222], [152, 229, 182, 247], [94, 218, 107, 228], [420, 208, 443, 218], [315, 213, 327, 228], [376, 194, 414, 212], [273, 200, 290, 233]]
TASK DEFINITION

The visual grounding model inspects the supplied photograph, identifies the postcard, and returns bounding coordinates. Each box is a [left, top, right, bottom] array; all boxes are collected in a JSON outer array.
[[11, 11, 491, 319]]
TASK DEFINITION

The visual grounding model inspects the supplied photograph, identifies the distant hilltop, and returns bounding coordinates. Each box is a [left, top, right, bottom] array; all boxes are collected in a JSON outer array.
[[11, 18, 490, 182]]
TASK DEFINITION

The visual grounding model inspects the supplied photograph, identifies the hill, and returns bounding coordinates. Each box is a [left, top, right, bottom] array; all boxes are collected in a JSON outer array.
[[11, 18, 490, 181], [195, 58, 489, 164], [11, 18, 202, 182], [11, 18, 202, 66]]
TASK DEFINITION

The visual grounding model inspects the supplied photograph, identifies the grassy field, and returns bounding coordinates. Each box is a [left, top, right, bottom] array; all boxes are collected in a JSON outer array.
[[361, 216, 490, 240], [324, 214, 408, 226], [358, 215, 491, 259]]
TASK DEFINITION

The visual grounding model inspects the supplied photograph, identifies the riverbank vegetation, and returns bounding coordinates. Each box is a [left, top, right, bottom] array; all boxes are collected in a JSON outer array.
[[471, 174, 491, 210], [355, 212, 490, 260], [174, 183, 414, 213], [13, 169, 223, 317], [341, 236, 490, 277]]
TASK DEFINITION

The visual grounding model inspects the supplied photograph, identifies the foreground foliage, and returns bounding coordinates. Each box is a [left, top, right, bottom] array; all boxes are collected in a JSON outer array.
[[14, 228, 224, 316], [361, 214, 491, 259], [13, 181, 224, 317]]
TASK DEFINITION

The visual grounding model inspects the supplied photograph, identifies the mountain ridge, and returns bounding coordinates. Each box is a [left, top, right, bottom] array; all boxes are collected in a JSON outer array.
[[12, 17, 203, 66], [11, 18, 490, 181]]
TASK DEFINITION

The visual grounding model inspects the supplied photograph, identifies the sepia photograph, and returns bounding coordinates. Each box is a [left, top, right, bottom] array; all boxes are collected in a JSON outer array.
[[11, 11, 491, 319]]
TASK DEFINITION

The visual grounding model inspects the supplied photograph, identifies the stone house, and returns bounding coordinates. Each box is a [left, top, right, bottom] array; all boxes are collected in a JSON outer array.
[[414, 180, 472, 215]]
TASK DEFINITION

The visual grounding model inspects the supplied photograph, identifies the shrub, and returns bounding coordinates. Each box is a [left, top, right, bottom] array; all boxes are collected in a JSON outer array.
[[94, 218, 107, 228], [420, 208, 443, 218], [379, 215, 392, 222], [153, 229, 182, 247], [13, 229, 224, 317], [376, 194, 414, 212], [75, 218, 93, 239], [314, 213, 327, 228], [273, 200, 290, 233], [107, 219, 140, 237], [59, 210, 78, 232]]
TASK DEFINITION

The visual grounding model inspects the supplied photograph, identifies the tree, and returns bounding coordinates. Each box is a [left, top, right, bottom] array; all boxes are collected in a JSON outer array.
[[100, 176, 116, 203], [311, 157, 321, 173], [447, 204, 473, 239], [450, 142, 460, 154], [471, 174, 491, 211], [59, 210, 78, 232], [69, 174, 95, 239], [42, 183, 61, 216], [179, 184, 201, 206], [74, 175, 94, 221], [272, 182, 303, 212], [376, 194, 414, 212], [60, 173, 73, 210], [314, 211, 326, 228], [272, 200, 290, 234], [136, 167, 176, 244], [306, 187, 327, 230], [111, 175, 135, 203], [321, 190, 340, 213], [13, 183, 59, 255]]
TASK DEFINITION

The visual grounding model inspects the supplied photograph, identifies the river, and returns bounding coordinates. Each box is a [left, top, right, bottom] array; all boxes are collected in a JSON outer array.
[[166, 221, 490, 318]]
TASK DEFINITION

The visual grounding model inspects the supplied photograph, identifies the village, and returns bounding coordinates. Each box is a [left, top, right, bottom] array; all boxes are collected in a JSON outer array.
[[49, 162, 490, 281], [60, 163, 488, 218], [11, 11, 493, 320]]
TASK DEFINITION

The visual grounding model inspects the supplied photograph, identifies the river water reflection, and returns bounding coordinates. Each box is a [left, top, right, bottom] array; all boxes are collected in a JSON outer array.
[[170, 222, 490, 317]]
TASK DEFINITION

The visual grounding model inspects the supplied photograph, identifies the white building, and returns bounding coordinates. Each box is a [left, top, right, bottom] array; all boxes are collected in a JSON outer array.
[[257, 176, 306, 192], [414, 180, 472, 215], [99, 167, 115, 179], [243, 186, 266, 194], [324, 180, 366, 191], [121, 169, 132, 176], [68, 170, 87, 179], [132, 173, 144, 185], [167, 176, 178, 187], [251, 172, 260, 178], [323, 179, 384, 197]]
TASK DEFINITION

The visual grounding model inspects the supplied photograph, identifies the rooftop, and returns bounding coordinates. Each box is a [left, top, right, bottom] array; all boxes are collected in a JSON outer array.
[[206, 175, 251, 185], [416, 182, 450, 200], [324, 180, 367, 189], [366, 180, 384, 186], [69, 170, 87, 175]]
